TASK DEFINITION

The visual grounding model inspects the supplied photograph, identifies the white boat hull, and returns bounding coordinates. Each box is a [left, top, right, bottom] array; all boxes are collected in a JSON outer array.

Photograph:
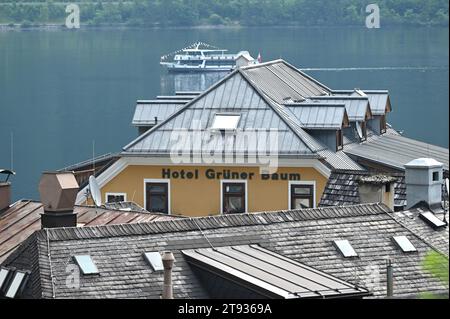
[[161, 62, 234, 73]]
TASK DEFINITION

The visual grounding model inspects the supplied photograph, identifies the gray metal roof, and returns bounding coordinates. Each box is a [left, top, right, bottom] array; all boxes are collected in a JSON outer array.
[[124, 71, 318, 157], [317, 149, 364, 171], [5, 203, 448, 299], [183, 245, 370, 299], [132, 101, 187, 126], [156, 95, 197, 101], [365, 92, 391, 115], [308, 97, 372, 122], [241, 60, 331, 104], [345, 133, 449, 171], [284, 104, 347, 130], [333, 90, 390, 116], [124, 62, 366, 170], [176, 91, 202, 96]]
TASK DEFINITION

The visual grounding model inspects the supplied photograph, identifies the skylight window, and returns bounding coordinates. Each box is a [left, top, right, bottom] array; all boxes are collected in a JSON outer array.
[[211, 114, 241, 130], [144, 252, 164, 272], [0, 268, 9, 289], [420, 212, 447, 230], [5, 271, 27, 299], [73, 255, 99, 275], [393, 236, 417, 253], [333, 240, 358, 258]]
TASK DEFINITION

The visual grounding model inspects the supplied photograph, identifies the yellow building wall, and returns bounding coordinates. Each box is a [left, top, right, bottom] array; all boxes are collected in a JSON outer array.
[[101, 165, 328, 217]]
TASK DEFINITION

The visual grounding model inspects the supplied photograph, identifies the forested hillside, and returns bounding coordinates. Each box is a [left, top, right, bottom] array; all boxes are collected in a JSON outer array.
[[0, 0, 448, 27]]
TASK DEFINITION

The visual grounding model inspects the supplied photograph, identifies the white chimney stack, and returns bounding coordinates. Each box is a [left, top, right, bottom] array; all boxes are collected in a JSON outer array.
[[405, 158, 444, 209]]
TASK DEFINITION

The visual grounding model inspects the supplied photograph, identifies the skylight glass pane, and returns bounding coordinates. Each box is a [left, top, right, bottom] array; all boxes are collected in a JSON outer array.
[[393, 236, 417, 253], [0, 268, 9, 289], [334, 240, 358, 258], [5, 271, 25, 299], [420, 212, 447, 229], [211, 114, 240, 130], [74, 255, 99, 275], [144, 252, 164, 272]]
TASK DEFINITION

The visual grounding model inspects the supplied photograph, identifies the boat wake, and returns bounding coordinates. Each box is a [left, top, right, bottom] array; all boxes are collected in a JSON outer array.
[[301, 66, 449, 72]]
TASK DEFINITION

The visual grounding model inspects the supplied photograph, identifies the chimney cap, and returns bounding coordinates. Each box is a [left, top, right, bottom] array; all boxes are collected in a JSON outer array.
[[405, 158, 443, 169], [38, 172, 79, 212], [358, 175, 397, 185], [162, 251, 175, 269]]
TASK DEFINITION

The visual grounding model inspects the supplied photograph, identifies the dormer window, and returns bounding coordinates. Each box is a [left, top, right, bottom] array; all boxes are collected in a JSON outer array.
[[336, 130, 344, 151], [211, 113, 241, 131], [356, 122, 367, 142], [380, 115, 387, 134]]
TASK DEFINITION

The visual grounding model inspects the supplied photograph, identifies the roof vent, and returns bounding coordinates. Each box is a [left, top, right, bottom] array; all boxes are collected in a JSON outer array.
[[39, 172, 79, 229]]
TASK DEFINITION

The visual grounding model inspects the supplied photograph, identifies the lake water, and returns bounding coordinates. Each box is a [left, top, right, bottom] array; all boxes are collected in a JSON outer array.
[[0, 26, 449, 201]]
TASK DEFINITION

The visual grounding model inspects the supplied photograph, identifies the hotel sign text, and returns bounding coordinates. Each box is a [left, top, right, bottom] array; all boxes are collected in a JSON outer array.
[[162, 169, 301, 181]]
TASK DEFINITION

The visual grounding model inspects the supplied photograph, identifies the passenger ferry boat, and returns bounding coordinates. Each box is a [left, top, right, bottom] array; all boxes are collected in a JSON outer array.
[[160, 42, 258, 72]]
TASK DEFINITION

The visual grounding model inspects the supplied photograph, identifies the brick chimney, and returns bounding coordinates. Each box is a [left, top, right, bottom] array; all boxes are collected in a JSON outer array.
[[38, 172, 79, 229], [0, 183, 11, 212], [405, 158, 444, 209], [0, 169, 15, 212]]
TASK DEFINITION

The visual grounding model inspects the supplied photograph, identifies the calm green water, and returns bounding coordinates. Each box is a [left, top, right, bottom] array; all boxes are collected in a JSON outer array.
[[0, 27, 449, 201]]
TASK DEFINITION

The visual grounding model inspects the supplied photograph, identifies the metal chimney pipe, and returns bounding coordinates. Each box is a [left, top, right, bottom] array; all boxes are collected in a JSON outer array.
[[162, 251, 175, 299], [387, 260, 394, 298]]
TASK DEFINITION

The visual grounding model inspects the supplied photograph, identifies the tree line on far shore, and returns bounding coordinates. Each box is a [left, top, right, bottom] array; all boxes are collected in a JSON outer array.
[[0, 0, 448, 27]]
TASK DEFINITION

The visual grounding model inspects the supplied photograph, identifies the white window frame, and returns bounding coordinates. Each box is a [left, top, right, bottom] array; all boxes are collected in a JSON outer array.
[[210, 113, 241, 131], [288, 181, 317, 209], [143, 179, 171, 215], [220, 179, 248, 215], [105, 192, 127, 204]]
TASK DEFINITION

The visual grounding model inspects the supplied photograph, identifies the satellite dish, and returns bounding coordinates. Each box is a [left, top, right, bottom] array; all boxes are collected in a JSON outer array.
[[88, 176, 102, 207], [356, 122, 364, 140]]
